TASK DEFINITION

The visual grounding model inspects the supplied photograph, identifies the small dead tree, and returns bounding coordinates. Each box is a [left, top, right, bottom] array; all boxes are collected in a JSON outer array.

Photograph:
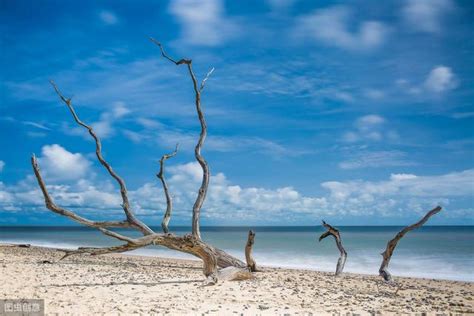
[[319, 220, 347, 276], [379, 206, 442, 282], [157, 144, 178, 234], [245, 230, 257, 272], [31, 40, 255, 285]]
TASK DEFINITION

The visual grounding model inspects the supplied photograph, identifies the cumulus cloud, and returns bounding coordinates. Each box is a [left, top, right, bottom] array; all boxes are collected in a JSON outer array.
[[402, 0, 454, 34], [397, 65, 458, 96], [294, 6, 388, 51], [424, 66, 458, 93], [99, 10, 119, 25], [37, 144, 91, 181], [0, 161, 5, 172], [1, 156, 472, 223], [320, 169, 473, 217], [169, 0, 239, 46]]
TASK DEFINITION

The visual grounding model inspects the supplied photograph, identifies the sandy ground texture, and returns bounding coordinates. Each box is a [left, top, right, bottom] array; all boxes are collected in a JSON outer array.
[[0, 245, 472, 315]]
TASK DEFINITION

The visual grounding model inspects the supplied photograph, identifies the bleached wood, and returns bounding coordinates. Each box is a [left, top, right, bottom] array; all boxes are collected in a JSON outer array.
[[319, 221, 347, 276], [31, 53, 248, 283], [245, 230, 257, 272], [379, 206, 442, 282], [157, 144, 179, 233]]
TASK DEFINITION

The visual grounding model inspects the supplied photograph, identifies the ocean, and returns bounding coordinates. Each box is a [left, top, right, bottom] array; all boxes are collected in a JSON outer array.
[[1, 226, 472, 282]]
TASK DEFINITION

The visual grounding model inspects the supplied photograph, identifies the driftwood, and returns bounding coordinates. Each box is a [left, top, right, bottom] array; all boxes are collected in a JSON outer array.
[[157, 144, 179, 234], [31, 41, 255, 284], [0, 243, 31, 248], [319, 221, 347, 276], [379, 206, 442, 282], [245, 230, 257, 272], [149, 37, 211, 241]]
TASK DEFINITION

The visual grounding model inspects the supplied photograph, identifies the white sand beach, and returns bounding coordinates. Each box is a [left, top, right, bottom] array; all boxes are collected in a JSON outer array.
[[1, 245, 472, 315]]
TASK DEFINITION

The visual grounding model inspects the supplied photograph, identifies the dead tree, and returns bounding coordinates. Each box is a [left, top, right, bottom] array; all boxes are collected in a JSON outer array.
[[319, 220, 347, 276], [379, 206, 442, 282], [31, 41, 254, 285], [157, 144, 178, 234], [149, 37, 211, 241], [245, 230, 257, 272]]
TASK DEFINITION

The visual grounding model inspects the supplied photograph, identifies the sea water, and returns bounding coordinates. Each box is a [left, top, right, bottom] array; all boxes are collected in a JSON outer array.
[[0, 226, 472, 281]]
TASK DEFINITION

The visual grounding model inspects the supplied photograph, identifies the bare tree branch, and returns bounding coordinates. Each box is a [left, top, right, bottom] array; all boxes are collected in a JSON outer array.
[[32, 155, 144, 246], [32, 43, 250, 284], [31, 155, 131, 232], [379, 206, 442, 282], [319, 220, 347, 276], [157, 144, 179, 234], [200, 67, 215, 92], [150, 39, 210, 240], [49, 81, 153, 236]]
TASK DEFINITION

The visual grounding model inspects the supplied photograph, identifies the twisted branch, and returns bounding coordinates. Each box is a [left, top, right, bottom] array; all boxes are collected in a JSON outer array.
[[157, 144, 179, 233], [31, 37, 252, 283], [319, 220, 347, 276], [379, 206, 442, 282], [150, 38, 211, 240], [49, 81, 153, 236]]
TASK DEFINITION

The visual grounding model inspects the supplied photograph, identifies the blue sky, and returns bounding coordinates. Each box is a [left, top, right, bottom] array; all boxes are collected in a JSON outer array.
[[0, 0, 473, 226]]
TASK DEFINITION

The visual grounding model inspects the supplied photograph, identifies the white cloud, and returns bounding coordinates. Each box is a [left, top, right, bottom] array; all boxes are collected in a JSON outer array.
[[0, 161, 4, 172], [402, 0, 454, 34], [22, 121, 50, 131], [320, 169, 473, 216], [37, 144, 91, 181], [323, 169, 474, 199], [294, 6, 388, 51], [157, 130, 301, 156], [451, 112, 474, 119], [99, 10, 119, 25], [356, 114, 385, 128], [339, 151, 415, 170], [343, 115, 398, 143], [364, 89, 385, 100], [122, 117, 306, 157], [390, 173, 417, 181], [424, 65, 458, 93], [396, 65, 458, 96], [91, 101, 131, 138], [169, 0, 239, 46], [0, 157, 473, 222]]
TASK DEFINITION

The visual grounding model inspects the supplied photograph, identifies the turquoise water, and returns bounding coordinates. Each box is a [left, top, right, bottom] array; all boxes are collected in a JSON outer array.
[[1, 226, 472, 281]]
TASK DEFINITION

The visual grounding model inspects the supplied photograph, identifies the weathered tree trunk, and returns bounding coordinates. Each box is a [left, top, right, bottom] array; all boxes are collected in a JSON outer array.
[[379, 206, 442, 282], [319, 221, 347, 276], [245, 230, 257, 272], [33, 42, 252, 284]]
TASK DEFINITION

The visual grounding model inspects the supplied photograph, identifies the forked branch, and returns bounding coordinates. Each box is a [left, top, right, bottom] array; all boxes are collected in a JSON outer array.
[[34, 59, 248, 283], [157, 144, 179, 234], [150, 38, 211, 240], [379, 206, 442, 282], [49, 81, 153, 236], [319, 220, 347, 276]]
